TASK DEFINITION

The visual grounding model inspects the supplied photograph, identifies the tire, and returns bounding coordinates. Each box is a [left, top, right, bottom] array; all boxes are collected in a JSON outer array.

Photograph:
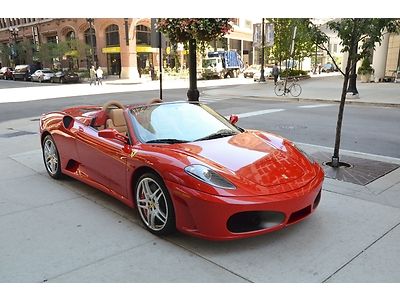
[[42, 135, 63, 179], [135, 172, 176, 235], [50, 78, 54, 83], [60, 77, 65, 84], [290, 83, 302, 97], [38, 77, 42, 83], [274, 82, 285, 96]]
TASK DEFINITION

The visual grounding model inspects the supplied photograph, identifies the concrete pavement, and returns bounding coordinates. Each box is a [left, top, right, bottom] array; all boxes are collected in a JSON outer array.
[[0, 75, 400, 284]]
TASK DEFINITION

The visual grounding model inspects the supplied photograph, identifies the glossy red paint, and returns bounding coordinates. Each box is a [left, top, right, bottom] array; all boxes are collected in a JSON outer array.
[[40, 103, 324, 240]]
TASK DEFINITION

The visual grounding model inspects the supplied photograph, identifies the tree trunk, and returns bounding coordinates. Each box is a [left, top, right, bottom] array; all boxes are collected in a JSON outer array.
[[331, 52, 353, 167], [186, 38, 199, 101], [347, 55, 358, 95]]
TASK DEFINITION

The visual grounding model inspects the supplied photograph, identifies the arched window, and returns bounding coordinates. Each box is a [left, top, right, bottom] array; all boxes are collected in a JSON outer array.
[[66, 30, 76, 41], [105, 24, 120, 46], [136, 25, 151, 45], [84, 28, 96, 47]]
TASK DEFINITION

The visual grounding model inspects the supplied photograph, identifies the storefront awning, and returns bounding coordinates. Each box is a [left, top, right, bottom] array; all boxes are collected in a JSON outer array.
[[102, 46, 121, 54]]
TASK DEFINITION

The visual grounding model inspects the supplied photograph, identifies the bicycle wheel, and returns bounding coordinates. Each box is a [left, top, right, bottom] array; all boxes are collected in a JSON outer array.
[[274, 81, 285, 96], [290, 83, 302, 97]]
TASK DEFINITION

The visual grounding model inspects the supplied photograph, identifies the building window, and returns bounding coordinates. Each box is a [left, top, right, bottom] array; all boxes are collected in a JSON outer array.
[[105, 24, 120, 46], [47, 36, 58, 44], [231, 18, 239, 26], [84, 28, 97, 47], [333, 43, 338, 53], [136, 25, 151, 45], [66, 30, 76, 41]]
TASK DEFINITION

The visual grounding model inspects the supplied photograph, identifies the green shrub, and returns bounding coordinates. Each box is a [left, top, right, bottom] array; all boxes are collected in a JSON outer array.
[[357, 58, 374, 75]]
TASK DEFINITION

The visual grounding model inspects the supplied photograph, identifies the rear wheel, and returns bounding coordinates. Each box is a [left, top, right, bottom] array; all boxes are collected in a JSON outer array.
[[274, 81, 285, 96], [135, 172, 175, 235], [42, 135, 63, 179]]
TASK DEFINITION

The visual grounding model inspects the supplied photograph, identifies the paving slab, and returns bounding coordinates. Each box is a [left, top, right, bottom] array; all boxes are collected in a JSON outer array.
[[50, 238, 246, 283], [167, 190, 400, 282], [0, 173, 79, 217], [327, 224, 400, 282], [0, 197, 155, 283], [0, 158, 37, 180]]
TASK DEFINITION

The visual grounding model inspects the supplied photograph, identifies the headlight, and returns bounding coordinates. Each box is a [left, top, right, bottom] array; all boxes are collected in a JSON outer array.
[[184, 164, 236, 189], [292, 143, 315, 163]]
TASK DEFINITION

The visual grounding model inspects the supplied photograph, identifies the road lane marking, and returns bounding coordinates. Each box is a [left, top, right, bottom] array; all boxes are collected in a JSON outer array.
[[236, 109, 285, 118], [298, 104, 335, 109]]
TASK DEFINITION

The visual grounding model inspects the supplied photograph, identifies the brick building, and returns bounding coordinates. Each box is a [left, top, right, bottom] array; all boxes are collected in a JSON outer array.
[[0, 18, 255, 79]]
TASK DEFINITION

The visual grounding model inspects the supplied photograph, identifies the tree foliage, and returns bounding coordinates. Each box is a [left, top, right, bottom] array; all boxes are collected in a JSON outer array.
[[156, 18, 233, 52]]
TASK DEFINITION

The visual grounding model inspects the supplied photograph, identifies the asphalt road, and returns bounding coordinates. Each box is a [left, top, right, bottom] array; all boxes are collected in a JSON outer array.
[[0, 83, 399, 159]]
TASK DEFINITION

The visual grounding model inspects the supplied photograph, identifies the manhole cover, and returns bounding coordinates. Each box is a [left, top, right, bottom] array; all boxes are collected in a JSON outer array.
[[311, 151, 399, 186], [0, 130, 37, 138]]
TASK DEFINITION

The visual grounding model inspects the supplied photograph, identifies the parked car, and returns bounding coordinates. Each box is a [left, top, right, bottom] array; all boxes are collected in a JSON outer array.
[[12, 64, 40, 81], [40, 100, 324, 240], [243, 65, 260, 78], [0, 67, 13, 80], [321, 63, 337, 73], [31, 69, 55, 82], [253, 66, 273, 82], [51, 70, 80, 83]]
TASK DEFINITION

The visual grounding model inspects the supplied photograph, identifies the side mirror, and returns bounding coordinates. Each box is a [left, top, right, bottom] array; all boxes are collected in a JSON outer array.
[[229, 114, 239, 125], [98, 128, 128, 144]]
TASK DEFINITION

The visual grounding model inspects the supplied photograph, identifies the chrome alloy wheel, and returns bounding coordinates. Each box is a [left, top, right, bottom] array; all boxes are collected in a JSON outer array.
[[43, 137, 59, 176], [136, 177, 169, 231]]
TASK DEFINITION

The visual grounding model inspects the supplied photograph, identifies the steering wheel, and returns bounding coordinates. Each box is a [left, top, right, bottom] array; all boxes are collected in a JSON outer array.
[[102, 100, 125, 111]]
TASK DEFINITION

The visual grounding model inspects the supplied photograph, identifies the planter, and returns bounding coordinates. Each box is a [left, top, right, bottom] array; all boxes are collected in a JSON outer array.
[[360, 73, 371, 83]]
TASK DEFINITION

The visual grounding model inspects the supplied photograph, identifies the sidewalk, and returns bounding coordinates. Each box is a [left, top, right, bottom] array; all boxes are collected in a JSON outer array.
[[202, 74, 400, 107]]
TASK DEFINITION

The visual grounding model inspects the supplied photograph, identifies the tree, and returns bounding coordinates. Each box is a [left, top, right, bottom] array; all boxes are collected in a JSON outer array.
[[267, 19, 315, 70], [310, 18, 400, 167], [156, 18, 233, 101]]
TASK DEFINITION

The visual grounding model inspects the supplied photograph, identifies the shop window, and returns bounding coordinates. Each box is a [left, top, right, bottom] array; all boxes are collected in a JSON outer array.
[[105, 24, 120, 46]]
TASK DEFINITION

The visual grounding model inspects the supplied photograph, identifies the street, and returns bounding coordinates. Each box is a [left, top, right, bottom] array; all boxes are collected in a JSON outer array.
[[1, 76, 400, 284]]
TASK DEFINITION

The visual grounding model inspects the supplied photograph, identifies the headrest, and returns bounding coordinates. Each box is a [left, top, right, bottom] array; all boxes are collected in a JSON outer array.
[[109, 109, 126, 127]]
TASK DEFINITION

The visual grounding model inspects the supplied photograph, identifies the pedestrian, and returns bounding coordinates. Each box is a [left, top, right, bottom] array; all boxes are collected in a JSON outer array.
[[89, 65, 96, 86], [272, 62, 280, 85], [96, 66, 104, 85]]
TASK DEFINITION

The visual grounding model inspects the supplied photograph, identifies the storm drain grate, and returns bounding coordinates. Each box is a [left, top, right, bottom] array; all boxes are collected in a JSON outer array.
[[311, 151, 400, 186], [0, 130, 38, 138]]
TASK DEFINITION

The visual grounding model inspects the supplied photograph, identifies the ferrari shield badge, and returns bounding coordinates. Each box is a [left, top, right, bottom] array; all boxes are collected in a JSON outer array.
[[130, 149, 138, 158]]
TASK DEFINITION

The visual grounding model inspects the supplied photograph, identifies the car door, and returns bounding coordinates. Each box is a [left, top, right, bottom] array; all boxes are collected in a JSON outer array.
[[75, 124, 129, 199]]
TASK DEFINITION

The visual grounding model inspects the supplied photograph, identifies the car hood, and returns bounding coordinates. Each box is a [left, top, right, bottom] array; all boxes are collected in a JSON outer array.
[[163, 130, 316, 194]]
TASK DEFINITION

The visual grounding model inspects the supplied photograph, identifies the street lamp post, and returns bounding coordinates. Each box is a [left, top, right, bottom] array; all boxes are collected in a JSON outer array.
[[259, 18, 266, 82], [9, 26, 19, 66], [86, 18, 95, 68]]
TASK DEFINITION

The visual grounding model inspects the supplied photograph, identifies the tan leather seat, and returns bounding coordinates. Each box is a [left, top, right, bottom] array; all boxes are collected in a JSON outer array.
[[105, 109, 127, 135]]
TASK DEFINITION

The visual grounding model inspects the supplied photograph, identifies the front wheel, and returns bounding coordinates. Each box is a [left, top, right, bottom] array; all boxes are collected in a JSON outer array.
[[290, 83, 302, 97], [135, 173, 175, 236], [274, 82, 285, 96], [42, 135, 63, 179]]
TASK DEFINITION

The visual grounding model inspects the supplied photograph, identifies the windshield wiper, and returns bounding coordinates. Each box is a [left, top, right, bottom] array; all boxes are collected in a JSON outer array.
[[194, 129, 237, 142], [146, 138, 189, 144]]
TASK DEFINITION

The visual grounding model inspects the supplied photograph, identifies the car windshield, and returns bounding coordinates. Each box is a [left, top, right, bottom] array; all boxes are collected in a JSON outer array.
[[202, 58, 218, 68], [42, 70, 53, 73], [128, 102, 241, 143]]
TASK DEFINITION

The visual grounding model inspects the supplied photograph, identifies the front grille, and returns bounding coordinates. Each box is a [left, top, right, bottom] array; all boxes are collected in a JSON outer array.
[[288, 205, 312, 224]]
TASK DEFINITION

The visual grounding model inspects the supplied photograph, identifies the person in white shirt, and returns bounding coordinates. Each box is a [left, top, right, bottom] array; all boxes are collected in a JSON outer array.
[[96, 66, 104, 85]]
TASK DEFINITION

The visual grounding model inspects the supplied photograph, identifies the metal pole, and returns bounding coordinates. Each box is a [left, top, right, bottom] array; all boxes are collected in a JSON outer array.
[[87, 18, 95, 67], [260, 18, 265, 82], [159, 31, 162, 100], [187, 38, 199, 101]]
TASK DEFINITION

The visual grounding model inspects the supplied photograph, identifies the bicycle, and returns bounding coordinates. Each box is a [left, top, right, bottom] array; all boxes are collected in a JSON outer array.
[[274, 77, 302, 97]]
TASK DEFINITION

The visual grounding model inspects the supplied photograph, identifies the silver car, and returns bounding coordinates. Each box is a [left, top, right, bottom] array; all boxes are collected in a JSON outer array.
[[31, 69, 55, 83]]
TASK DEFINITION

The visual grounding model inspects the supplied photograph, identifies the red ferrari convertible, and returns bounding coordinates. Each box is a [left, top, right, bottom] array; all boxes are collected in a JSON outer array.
[[40, 100, 324, 240]]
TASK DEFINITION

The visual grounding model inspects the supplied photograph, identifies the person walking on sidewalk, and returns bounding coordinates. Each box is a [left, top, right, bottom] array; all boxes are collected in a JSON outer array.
[[96, 66, 104, 85], [89, 66, 96, 86], [272, 63, 280, 85]]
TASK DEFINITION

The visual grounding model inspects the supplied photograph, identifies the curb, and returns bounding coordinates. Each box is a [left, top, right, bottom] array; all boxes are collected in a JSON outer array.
[[200, 91, 400, 108]]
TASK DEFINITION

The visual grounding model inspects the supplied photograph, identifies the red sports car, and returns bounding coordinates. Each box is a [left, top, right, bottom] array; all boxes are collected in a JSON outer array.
[[40, 100, 324, 240]]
